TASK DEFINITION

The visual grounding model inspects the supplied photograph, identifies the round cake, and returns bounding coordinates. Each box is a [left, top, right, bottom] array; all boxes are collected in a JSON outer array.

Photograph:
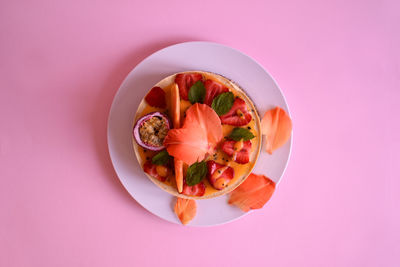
[[132, 71, 261, 199]]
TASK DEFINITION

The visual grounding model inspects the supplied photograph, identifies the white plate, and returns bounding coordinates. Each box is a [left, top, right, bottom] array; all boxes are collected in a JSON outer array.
[[107, 41, 292, 226]]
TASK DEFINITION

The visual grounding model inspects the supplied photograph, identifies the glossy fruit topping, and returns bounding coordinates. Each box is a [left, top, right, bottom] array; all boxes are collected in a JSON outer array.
[[220, 98, 252, 126], [206, 160, 234, 190], [221, 140, 252, 164]]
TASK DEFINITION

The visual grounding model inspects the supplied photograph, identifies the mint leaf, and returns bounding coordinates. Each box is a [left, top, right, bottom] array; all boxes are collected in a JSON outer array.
[[186, 161, 207, 186], [152, 150, 171, 165], [188, 81, 206, 104], [228, 127, 255, 141], [211, 92, 234, 116]]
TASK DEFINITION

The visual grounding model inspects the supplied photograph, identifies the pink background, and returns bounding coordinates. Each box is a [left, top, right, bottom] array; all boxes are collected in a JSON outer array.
[[1, 0, 399, 266]]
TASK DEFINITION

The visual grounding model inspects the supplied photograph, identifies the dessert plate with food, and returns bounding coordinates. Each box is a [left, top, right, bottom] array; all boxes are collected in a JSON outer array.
[[107, 42, 292, 226]]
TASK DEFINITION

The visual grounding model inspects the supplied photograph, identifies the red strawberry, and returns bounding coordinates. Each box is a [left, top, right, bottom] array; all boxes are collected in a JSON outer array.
[[182, 182, 206, 196], [204, 79, 229, 106], [175, 73, 203, 101], [221, 140, 252, 164], [206, 160, 234, 190], [145, 87, 166, 108], [143, 161, 168, 182], [220, 98, 252, 126]]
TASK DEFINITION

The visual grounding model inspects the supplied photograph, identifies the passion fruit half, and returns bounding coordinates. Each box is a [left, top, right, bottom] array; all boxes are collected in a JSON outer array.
[[133, 112, 171, 151]]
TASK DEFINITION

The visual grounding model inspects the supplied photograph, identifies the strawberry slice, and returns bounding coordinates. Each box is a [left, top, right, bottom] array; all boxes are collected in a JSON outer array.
[[204, 79, 229, 106], [220, 98, 252, 126], [182, 182, 206, 196], [143, 161, 168, 182], [221, 140, 252, 164], [145, 87, 166, 108], [175, 73, 203, 101], [206, 160, 234, 190]]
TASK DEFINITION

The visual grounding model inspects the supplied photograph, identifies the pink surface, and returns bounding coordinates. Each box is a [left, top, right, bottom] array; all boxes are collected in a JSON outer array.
[[1, 0, 399, 266]]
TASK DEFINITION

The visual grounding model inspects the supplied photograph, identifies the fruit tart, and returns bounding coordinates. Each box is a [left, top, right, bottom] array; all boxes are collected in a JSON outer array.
[[132, 71, 261, 199]]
